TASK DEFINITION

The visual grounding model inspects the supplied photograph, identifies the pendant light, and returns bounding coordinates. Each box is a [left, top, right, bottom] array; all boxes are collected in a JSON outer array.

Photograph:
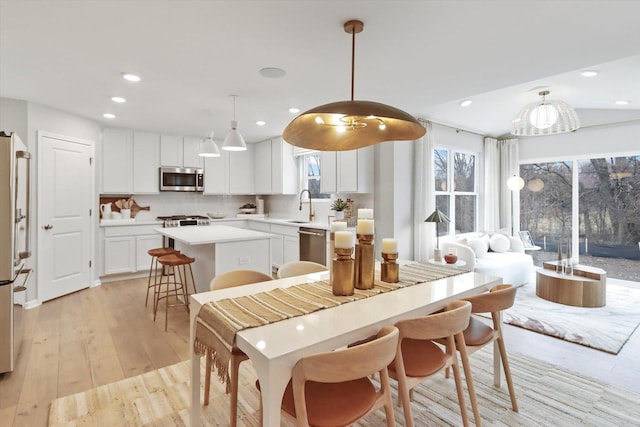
[[198, 132, 221, 157], [222, 95, 247, 151], [283, 19, 426, 151], [511, 90, 580, 136]]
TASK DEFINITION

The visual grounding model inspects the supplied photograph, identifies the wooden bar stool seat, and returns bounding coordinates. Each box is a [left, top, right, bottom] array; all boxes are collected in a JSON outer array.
[[145, 247, 179, 308], [154, 252, 196, 331]]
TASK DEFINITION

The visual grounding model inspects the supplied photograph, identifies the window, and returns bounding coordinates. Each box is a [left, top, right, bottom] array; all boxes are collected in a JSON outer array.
[[301, 153, 330, 199], [434, 149, 477, 235]]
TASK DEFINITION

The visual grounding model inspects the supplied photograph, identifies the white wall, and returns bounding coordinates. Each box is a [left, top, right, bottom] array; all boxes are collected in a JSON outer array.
[[0, 98, 28, 140]]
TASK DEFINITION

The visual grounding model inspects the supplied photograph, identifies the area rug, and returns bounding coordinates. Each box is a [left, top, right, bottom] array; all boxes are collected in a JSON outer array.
[[49, 346, 640, 426], [504, 280, 640, 354]]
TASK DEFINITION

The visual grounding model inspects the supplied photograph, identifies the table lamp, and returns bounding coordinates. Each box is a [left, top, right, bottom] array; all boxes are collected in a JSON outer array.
[[424, 209, 450, 261]]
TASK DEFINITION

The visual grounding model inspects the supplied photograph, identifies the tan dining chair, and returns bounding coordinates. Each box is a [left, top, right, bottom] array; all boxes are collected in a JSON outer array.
[[276, 260, 328, 279], [458, 284, 518, 412], [259, 325, 399, 427], [203, 269, 274, 427], [389, 300, 476, 427]]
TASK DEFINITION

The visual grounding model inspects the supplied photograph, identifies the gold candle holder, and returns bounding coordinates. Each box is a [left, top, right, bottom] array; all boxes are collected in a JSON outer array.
[[332, 247, 354, 296], [381, 252, 399, 283], [355, 233, 375, 290], [329, 232, 336, 284]]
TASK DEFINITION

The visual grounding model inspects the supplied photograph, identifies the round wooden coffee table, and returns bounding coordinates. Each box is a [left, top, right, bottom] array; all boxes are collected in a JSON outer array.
[[536, 262, 606, 308]]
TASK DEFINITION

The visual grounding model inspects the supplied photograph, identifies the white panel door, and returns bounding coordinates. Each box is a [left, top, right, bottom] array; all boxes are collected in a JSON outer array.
[[103, 237, 135, 275], [38, 132, 93, 302]]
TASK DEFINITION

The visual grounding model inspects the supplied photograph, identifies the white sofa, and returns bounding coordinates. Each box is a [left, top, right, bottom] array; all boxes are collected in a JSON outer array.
[[440, 232, 534, 286]]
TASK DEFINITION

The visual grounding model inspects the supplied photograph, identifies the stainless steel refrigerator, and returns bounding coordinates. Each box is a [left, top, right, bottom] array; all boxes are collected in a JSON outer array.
[[0, 131, 31, 374]]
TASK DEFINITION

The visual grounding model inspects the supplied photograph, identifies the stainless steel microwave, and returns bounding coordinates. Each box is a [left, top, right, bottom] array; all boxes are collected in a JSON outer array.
[[159, 167, 204, 192]]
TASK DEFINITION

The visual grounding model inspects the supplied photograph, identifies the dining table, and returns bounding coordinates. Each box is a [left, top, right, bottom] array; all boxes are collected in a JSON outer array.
[[189, 266, 502, 426]]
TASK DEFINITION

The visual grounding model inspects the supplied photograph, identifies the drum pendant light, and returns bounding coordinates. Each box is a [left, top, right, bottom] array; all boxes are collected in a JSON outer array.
[[283, 19, 425, 151], [222, 95, 247, 151]]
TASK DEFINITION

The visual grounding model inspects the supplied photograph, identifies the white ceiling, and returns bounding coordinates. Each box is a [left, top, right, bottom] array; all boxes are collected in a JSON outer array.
[[1, 0, 639, 143]]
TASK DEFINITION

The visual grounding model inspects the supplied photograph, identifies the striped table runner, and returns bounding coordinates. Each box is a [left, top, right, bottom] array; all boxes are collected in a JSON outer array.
[[194, 262, 465, 387]]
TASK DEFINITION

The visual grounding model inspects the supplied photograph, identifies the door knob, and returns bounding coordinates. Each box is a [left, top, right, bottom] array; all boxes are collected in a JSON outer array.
[[43, 224, 53, 230]]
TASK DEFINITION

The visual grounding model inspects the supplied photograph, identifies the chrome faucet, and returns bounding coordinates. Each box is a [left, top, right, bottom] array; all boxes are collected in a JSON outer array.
[[299, 189, 315, 222]]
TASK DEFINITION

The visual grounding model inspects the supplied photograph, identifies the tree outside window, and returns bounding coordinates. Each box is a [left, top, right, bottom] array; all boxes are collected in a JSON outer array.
[[303, 153, 330, 199], [434, 149, 477, 235]]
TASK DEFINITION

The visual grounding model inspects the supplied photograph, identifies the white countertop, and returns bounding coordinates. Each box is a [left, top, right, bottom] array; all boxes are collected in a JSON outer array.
[[209, 216, 332, 230], [100, 219, 163, 227], [155, 224, 272, 245]]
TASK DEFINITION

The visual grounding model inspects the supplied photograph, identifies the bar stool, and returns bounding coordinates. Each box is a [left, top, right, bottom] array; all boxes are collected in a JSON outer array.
[[145, 247, 179, 308], [154, 253, 196, 331]]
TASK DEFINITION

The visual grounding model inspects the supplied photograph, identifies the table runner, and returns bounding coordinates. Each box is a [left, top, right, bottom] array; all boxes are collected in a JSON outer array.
[[194, 262, 464, 387]]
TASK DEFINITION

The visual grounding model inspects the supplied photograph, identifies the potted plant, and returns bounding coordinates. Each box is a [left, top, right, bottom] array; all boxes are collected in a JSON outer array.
[[330, 198, 348, 219]]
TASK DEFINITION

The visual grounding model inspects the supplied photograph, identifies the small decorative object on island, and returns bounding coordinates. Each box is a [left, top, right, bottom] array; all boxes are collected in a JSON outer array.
[[332, 231, 355, 296], [239, 203, 256, 214], [381, 238, 399, 283], [444, 248, 458, 264], [330, 198, 348, 220], [556, 241, 563, 273], [355, 214, 375, 290]]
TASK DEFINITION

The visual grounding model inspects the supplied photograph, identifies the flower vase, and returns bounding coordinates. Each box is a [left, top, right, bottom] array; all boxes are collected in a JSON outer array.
[[335, 211, 345, 220]]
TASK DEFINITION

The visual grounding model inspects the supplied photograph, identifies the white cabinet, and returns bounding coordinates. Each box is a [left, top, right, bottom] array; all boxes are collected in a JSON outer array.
[[103, 236, 135, 275], [135, 234, 163, 271], [161, 135, 203, 169], [229, 145, 255, 194], [133, 131, 160, 194], [183, 137, 204, 168], [254, 140, 271, 194], [203, 150, 229, 194], [101, 224, 162, 277], [320, 146, 373, 193], [254, 138, 298, 195], [270, 224, 299, 270], [102, 128, 133, 193]]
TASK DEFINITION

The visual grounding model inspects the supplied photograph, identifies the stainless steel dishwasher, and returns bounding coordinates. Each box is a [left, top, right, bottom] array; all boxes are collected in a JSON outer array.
[[298, 227, 327, 266]]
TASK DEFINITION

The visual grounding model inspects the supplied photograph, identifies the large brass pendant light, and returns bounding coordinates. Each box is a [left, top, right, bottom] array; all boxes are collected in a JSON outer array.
[[283, 19, 425, 151]]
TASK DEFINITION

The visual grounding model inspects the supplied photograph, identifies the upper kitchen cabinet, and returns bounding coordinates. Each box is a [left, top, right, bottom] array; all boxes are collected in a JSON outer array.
[[203, 150, 230, 195], [132, 131, 160, 194], [160, 135, 203, 169], [320, 146, 373, 193], [254, 138, 298, 195], [229, 144, 255, 194], [102, 128, 133, 194]]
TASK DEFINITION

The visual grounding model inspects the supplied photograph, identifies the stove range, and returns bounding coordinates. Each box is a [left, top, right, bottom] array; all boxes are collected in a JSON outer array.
[[157, 215, 210, 228]]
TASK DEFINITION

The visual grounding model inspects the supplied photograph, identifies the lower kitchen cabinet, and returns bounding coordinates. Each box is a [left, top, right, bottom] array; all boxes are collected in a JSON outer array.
[[269, 224, 299, 271], [101, 223, 163, 277]]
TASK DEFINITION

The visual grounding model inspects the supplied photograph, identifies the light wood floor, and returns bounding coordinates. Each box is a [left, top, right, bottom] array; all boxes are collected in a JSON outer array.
[[1, 276, 639, 427]]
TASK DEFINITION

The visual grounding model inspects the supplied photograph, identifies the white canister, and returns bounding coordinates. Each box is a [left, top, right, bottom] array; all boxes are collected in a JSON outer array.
[[121, 209, 131, 219]]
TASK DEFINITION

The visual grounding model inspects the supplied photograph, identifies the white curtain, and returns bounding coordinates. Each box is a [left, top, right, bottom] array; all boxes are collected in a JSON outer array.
[[413, 120, 435, 262], [499, 138, 520, 233], [483, 137, 500, 231]]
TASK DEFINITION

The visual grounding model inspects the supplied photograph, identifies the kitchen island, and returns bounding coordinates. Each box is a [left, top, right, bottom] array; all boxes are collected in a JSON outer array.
[[155, 225, 272, 293]]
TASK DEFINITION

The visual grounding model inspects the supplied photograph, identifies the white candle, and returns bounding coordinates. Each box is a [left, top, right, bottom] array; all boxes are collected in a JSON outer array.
[[357, 219, 374, 235], [331, 221, 347, 232], [334, 231, 354, 249], [358, 208, 373, 219], [381, 238, 398, 254]]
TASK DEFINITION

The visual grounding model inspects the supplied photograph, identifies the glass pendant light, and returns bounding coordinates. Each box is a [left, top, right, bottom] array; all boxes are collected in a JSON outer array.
[[222, 95, 247, 151], [283, 19, 425, 151], [198, 132, 221, 157]]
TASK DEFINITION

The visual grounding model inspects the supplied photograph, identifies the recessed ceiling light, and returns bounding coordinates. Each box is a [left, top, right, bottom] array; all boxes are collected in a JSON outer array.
[[288, 107, 300, 114], [256, 120, 266, 126], [259, 67, 286, 78], [615, 100, 630, 105], [580, 70, 598, 77], [459, 99, 472, 107], [103, 113, 116, 119], [111, 96, 126, 103], [122, 73, 141, 82]]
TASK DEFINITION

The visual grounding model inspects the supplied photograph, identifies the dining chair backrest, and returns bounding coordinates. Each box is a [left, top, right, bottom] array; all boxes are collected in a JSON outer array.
[[276, 261, 328, 279], [209, 269, 273, 291], [294, 325, 399, 384], [463, 284, 516, 314], [394, 300, 472, 341]]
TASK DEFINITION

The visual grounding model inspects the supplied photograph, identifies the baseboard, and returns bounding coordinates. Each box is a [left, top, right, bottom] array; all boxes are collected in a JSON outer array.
[[23, 299, 41, 310]]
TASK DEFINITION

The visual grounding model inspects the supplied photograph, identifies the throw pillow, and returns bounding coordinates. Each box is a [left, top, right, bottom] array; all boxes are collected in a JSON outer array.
[[468, 238, 488, 258], [489, 233, 510, 253]]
